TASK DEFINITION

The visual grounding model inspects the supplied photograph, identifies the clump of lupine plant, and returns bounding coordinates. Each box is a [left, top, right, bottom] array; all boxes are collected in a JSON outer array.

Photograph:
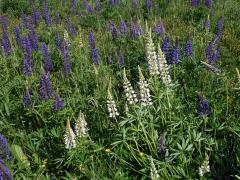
[[138, 66, 152, 106], [191, 0, 200, 7], [62, 43, 71, 77], [153, 19, 165, 37], [145, 30, 159, 76], [43, 1, 52, 27], [199, 154, 210, 177], [64, 118, 76, 149], [149, 156, 159, 180], [161, 36, 172, 64], [123, 68, 138, 105], [204, 15, 211, 31], [216, 16, 223, 40], [53, 90, 64, 111], [171, 37, 180, 64], [0, 159, 11, 180], [42, 43, 53, 72], [75, 111, 88, 137], [119, 17, 127, 36], [197, 94, 211, 117], [0, 133, 11, 180], [205, 0, 212, 9], [39, 70, 54, 100], [13, 27, 22, 48], [88, 32, 100, 65], [107, 79, 119, 118], [110, 21, 118, 40], [157, 44, 172, 85], [95, 0, 100, 12], [22, 37, 33, 76], [1, 27, 12, 56]]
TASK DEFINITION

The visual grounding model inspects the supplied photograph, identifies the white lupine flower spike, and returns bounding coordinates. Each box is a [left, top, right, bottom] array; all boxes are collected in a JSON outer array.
[[199, 154, 210, 177], [107, 78, 119, 118], [75, 111, 88, 138], [64, 117, 76, 150], [145, 29, 159, 76], [149, 156, 159, 180], [123, 68, 138, 105], [64, 30, 70, 47], [157, 43, 172, 86], [138, 66, 152, 106]]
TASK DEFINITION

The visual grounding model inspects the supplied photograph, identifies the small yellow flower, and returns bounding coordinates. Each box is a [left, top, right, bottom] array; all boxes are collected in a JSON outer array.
[[139, 152, 144, 157], [105, 148, 111, 153]]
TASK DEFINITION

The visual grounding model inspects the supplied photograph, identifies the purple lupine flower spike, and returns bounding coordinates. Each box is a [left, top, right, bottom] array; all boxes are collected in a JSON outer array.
[[131, 0, 137, 9], [130, 19, 137, 38], [120, 17, 127, 36], [184, 36, 193, 57], [28, 24, 38, 51], [23, 86, 33, 108], [62, 44, 71, 77], [22, 37, 33, 75], [153, 20, 165, 37], [72, 0, 77, 14], [53, 91, 64, 111], [110, 21, 118, 40], [191, 0, 199, 7], [205, 39, 215, 64], [205, 0, 212, 9], [43, 3, 51, 27], [55, 12, 61, 25], [95, 0, 100, 12], [213, 45, 220, 63], [172, 38, 180, 64], [13, 27, 22, 48], [88, 32, 96, 49], [0, 161, 11, 180], [83, 0, 88, 10], [162, 37, 172, 63], [42, 43, 53, 72], [137, 20, 144, 36], [204, 15, 210, 31], [197, 94, 211, 117], [66, 16, 71, 34], [2, 31, 12, 56], [158, 135, 165, 159], [88, 4, 94, 15], [39, 71, 54, 100], [88, 32, 100, 65], [216, 17, 223, 40], [0, 15, 9, 31], [117, 52, 124, 66], [0, 133, 11, 161], [145, 0, 153, 9]]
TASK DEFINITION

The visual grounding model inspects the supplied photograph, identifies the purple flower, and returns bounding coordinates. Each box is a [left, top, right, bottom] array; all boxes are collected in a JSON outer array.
[[205, 39, 215, 64], [88, 32, 96, 49], [43, 3, 52, 27], [171, 38, 180, 64], [22, 37, 33, 75], [204, 16, 210, 31], [65, 16, 71, 34], [88, 4, 94, 15], [197, 95, 211, 117], [28, 27, 38, 51], [110, 21, 118, 40], [184, 36, 192, 57], [108, 0, 120, 6], [54, 32, 62, 50], [117, 52, 124, 66], [119, 17, 127, 36], [216, 17, 223, 39], [42, 43, 53, 72], [82, 0, 88, 10], [95, 0, 100, 11], [130, 20, 137, 38], [213, 45, 220, 63], [55, 12, 61, 25], [23, 86, 33, 108], [131, 0, 138, 9], [145, 0, 154, 9], [72, 0, 77, 14], [39, 72, 54, 100], [0, 160, 11, 180], [161, 37, 172, 63], [158, 135, 165, 159], [153, 20, 165, 37], [1, 31, 12, 56], [205, 0, 212, 8], [137, 20, 144, 36], [62, 45, 71, 77], [53, 92, 64, 111], [88, 32, 100, 65], [191, 0, 199, 7], [0, 133, 10, 162], [0, 15, 9, 31]]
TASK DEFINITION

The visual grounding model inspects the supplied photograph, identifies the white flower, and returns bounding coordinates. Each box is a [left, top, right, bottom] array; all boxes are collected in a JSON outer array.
[[75, 111, 88, 138], [149, 156, 159, 180], [138, 66, 152, 106], [107, 79, 119, 118], [145, 30, 159, 76], [64, 118, 76, 149], [123, 68, 138, 104], [199, 155, 210, 177], [64, 30, 70, 47]]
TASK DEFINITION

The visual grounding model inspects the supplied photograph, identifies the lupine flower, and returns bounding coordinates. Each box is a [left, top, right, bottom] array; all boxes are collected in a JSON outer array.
[[55, 11, 61, 25], [204, 15, 211, 31], [88, 32, 100, 65], [53, 91, 64, 111], [72, 0, 76, 14], [88, 4, 94, 15], [119, 17, 127, 36], [117, 52, 125, 66], [1, 31, 12, 56], [75, 111, 88, 137], [197, 94, 211, 117], [130, 19, 138, 38], [0, 15, 9, 31], [0, 133, 10, 161], [88, 32, 96, 49], [145, 0, 154, 10], [64, 118, 76, 149], [131, 0, 138, 9], [199, 155, 210, 176], [149, 156, 159, 180], [191, 0, 200, 7], [161, 37, 172, 63], [95, 0, 100, 12], [0, 160, 11, 180], [39, 71, 54, 100], [65, 16, 71, 34], [23, 85, 33, 108], [107, 79, 119, 118], [138, 66, 152, 106], [157, 44, 172, 85], [216, 17, 223, 39], [137, 20, 144, 36], [110, 21, 118, 40], [108, 0, 120, 6], [145, 30, 159, 75], [184, 36, 193, 57], [158, 135, 165, 159], [213, 45, 220, 63], [43, 3, 51, 27], [205, 39, 215, 64], [153, 20, 165, 37], [123, 68, 138, 104], [27, 21, 38, 51], [54, 32, 62, 50], [171, 38, 180, 64], [205, 0, 212, 9], [71, 25, 77, 37], [13, 27, 22, 47], [82, 0, 88, 10], [22, 37, 33, 76], [42, 43, 53, 72], [35, 11, 41, 24], [64, 30, 70, 47], [62, 44, 71, 77]]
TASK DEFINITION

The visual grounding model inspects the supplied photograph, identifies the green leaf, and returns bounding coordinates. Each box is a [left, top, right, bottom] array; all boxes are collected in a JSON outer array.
[[11, 144, 30, 169]]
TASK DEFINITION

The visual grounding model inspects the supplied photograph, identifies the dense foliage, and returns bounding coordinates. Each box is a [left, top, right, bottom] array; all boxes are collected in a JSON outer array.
[[0, 0, 240, 179]]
